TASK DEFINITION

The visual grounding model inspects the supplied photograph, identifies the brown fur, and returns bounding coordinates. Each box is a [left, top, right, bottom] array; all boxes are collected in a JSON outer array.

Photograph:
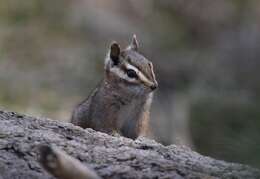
[[71, 36, 157, 139]]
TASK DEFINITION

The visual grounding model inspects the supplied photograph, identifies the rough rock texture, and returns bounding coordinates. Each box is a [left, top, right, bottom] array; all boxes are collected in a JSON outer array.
[[0, 110, 259, 179]]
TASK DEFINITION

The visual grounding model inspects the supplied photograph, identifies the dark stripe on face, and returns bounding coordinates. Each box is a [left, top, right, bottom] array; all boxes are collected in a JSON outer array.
[[126, 59, 155, 83]]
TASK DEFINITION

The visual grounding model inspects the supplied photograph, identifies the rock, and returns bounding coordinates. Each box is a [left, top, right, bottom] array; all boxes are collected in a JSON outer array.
[[0, 110, 259, 179]]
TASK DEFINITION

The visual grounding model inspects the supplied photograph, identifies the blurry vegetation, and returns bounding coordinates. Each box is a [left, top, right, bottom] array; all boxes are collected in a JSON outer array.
[[0, 0, 260, 168], [191, 97, 260, 167]]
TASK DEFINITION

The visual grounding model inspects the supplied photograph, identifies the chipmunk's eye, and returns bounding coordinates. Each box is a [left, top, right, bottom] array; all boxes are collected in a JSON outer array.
[[126, 69, 138, 78]]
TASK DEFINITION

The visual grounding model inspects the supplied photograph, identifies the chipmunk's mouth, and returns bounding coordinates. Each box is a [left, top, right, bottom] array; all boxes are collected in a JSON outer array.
[[149, 79, 158, 91], [150, 84, 158, 91]]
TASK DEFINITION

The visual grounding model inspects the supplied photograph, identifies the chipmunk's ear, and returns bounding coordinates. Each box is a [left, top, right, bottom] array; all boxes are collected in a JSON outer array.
[[129, 34, 139, 51], [110, 42, 121, 65]]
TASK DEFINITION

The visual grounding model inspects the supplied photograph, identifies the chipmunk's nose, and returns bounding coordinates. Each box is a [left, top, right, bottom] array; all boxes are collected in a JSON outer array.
[[150, 83, 158, 90]]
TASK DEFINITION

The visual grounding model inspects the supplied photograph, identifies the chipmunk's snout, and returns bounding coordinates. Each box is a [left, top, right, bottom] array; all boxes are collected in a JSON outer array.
[[150, 81, 158, 91], [150, 84, 158, 90]]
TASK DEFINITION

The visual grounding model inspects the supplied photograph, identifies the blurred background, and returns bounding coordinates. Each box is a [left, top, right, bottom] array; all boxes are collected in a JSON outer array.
[[0, 0, 260, 168]]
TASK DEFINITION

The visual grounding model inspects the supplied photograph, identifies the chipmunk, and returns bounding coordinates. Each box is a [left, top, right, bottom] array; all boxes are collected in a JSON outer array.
[[71, 35, 158, 139]]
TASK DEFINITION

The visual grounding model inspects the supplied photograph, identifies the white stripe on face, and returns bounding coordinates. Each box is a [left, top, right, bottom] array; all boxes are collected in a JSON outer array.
[[124, 63, 154, 86], [110, 66, 137, 83], [108, 57, 155, 87]]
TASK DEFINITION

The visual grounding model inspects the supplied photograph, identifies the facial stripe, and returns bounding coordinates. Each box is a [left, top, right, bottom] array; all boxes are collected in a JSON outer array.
[[107, 54, 157, 87], [148, 62, 157, 85], [110, 66, 137, 83], [124, 63, 154, 86], [104, 52, 111, 70], [126, 56, 157, 85]]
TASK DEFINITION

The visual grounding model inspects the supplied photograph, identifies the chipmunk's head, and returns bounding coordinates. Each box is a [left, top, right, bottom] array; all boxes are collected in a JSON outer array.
[[104, 35, 158, 96]]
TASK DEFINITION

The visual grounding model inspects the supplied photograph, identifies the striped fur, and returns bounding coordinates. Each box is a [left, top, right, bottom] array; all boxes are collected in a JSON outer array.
[[72, 35, 157, 139]]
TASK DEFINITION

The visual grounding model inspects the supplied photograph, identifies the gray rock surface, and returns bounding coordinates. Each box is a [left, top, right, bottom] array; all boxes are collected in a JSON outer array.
[[0, 110, 259, 179]]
